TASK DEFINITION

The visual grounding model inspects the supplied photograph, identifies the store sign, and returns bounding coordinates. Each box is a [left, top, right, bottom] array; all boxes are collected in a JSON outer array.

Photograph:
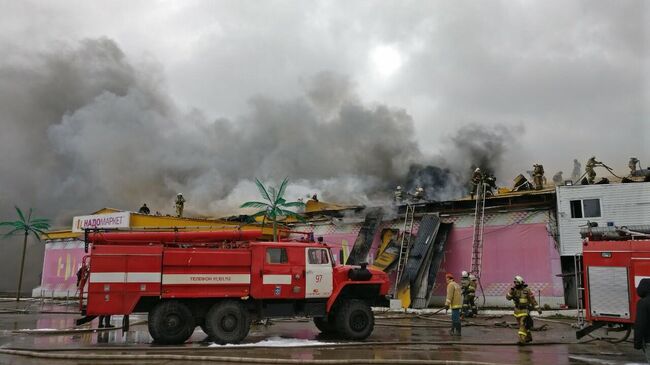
[[72, 212, 130, 232]]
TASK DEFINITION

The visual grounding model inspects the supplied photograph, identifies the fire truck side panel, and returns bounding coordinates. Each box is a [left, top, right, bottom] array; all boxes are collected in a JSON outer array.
[[87, 245, 163, 315], [161, 248, 251, 299], [583, 239, 650, 324], [249, 243, 307, 299]]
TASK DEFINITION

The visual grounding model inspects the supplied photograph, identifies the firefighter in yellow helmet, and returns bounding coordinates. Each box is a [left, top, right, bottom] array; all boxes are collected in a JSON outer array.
[[506, 275, 542, 344]]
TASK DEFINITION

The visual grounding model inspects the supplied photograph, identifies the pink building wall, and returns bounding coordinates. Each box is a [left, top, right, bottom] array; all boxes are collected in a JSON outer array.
[[432, 223, 563, 299]]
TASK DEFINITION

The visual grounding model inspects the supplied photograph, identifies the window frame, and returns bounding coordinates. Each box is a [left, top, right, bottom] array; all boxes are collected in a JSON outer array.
[[569, 198, 602, 219], [266, 247, 288, 264]]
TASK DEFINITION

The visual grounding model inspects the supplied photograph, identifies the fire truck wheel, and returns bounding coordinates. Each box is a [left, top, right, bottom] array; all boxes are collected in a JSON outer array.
[[205, 300, 251, 344], [148, 301, 195, 345], [313, 316, 337, 334], [335, 299, 374, 340]]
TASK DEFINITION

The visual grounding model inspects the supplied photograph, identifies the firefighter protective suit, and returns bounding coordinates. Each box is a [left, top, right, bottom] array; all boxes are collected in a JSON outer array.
[[461, 275, 477, 317], [506, 279, 541, 344]]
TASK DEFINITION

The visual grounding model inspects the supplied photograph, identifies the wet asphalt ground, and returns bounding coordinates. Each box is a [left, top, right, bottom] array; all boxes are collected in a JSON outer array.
[[0, 299, 644, 364]]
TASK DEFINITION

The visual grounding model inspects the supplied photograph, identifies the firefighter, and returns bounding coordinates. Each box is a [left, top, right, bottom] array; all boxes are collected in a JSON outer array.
[[585, 156, 602, 184], [532, 164, 545, 190], [629, 157, 640, 176], [460, 271, 477, 318], [175, 193, 185, 217], [506, 275, 542, 344], [138, 203, 150, 214], [470, 168, 482, 199], [445, 273, 462, 336], [460, 271, 476, 318], [394, 186, 403, 202], [552, 171, 563, 186], [571, 159, 582, 182], [634, 278, 650, 361], [469, 274, 478, 316]]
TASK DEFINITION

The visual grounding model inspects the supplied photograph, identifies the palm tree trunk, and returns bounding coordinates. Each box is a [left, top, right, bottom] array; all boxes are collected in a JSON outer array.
[[16, 232, 27, 302], [272, 221, 277, 242]]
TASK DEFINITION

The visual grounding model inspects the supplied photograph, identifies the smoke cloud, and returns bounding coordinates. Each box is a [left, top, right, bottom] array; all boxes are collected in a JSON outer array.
[[1, 38, 521, 227], [0, 38, 521, 292]]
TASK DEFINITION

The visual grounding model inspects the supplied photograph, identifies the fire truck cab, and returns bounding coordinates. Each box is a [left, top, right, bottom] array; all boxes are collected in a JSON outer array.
[[77, 230, 390, 344], [576, 228, 650, 339]]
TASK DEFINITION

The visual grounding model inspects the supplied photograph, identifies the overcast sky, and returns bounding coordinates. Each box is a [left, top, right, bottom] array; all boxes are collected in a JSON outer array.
[[1, 0, 648, 219]]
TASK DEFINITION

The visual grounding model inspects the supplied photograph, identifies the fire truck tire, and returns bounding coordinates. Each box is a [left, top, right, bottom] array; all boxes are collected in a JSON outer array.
[[205, 300, 250, 344], [313, 316, 337, 334], [148, 301, 195, 345], [335, 299, 374, 340]]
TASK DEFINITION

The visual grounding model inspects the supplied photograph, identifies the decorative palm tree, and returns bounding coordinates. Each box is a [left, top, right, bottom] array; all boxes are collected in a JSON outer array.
[[240, 178, 305, 241], [0, 207, 50, 302]]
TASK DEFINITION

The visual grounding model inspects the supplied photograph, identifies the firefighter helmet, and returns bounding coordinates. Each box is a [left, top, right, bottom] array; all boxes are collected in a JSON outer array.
[[461, 271, 469, 278], [514, 275, 524, 285]]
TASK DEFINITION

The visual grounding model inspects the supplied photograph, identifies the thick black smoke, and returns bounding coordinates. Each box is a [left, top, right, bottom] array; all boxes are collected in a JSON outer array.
[[0, 38, 519, 292]]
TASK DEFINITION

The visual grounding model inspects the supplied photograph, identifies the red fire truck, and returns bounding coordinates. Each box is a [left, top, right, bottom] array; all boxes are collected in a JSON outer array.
[[76, 229, 390, 344], [576, 226, 650, 340]]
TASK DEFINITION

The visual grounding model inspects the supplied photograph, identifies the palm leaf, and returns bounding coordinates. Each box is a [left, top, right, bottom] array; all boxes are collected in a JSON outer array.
[[280, 201, 305, 208], [250, 211, 268, 218], [30, 218, 50, 223], [276, 177, 289, 202], [14, 206, 26, 223], [240, 201, 272, 209], [27, 208, 33, 223], [254, 178, 273, 203], [268, 186, 277, 201], [3, 228, 22, 238], [0, 221, 19, 227], [32, 231, 42, 241], [31, 223, 51, 230], [279, 209, 306, 222]]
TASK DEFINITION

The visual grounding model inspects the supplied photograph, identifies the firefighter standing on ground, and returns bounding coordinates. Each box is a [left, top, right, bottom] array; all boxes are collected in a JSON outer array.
[[506, 275, 542, 344], [461, 271, 477, 318], [445, 273, 463, 336]]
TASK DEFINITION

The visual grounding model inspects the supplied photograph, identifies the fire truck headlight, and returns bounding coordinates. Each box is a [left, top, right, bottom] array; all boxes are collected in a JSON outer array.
[[601, 252, 612, 258]]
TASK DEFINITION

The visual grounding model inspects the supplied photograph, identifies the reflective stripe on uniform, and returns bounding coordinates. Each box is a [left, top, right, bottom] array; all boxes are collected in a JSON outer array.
[[451, 305, 462, 309], [513, 312, 529, 318], [518, 331, 528, 336]]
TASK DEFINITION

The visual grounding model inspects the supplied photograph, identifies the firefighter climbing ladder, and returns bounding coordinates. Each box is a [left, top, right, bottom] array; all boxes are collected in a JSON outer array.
[[394, 203, 415, 293], [470, 182, 487, 278]]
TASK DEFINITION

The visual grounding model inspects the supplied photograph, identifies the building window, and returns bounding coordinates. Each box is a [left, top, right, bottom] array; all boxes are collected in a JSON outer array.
[[266, 248, 288, 264], [569, 199, 601, 219], [583, 199, 601, 218], [570, 200, 583, 218]]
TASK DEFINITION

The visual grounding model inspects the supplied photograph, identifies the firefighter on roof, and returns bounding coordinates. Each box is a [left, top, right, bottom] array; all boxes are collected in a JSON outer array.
[[175, 193, 186, 217], [506, 275, 542, 344], [629, 157, 640, 175], [394, 186, 403, 202], [585, 156, 602, 184], [470, 168, 482, 199], [460, 271, 477, 318], [532, 164, 545, 190]]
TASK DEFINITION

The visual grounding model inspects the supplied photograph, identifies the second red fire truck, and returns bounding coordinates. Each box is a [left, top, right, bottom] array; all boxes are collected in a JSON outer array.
[[76, 229, 390, 344], [577, 225, 650, 340]]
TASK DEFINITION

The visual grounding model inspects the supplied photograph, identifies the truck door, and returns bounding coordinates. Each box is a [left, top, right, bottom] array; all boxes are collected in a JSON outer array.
[[259, 247, 293, 298], [305, 247, 333, 298]]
